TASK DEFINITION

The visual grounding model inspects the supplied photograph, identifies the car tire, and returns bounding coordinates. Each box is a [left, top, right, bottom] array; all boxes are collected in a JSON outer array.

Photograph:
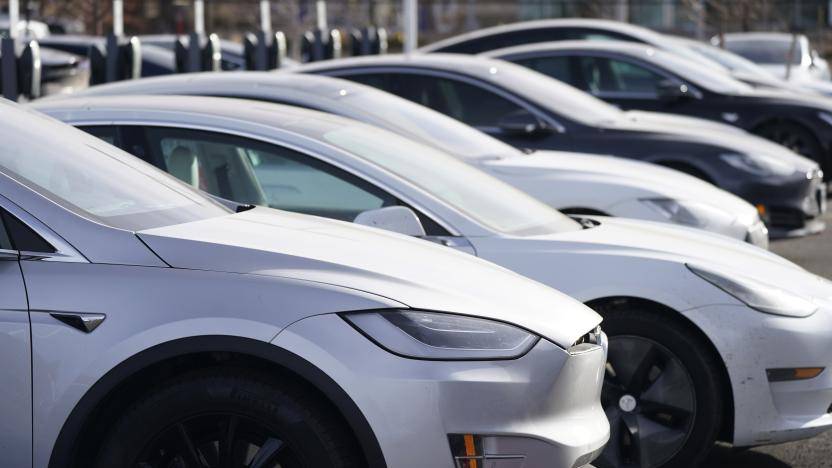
[[593, 303, 724, 468], [92, 368, 363, 468], [754, 121, 825, 173]]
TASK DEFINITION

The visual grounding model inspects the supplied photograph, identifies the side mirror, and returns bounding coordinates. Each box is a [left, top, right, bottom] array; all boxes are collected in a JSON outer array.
[[498, 110, 551, 136], [656, 79, 692, 101], [354, 206, 426, 237]]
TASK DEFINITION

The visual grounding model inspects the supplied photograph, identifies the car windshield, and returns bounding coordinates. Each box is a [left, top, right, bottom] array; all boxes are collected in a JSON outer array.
[[684, 41, 774, 77], [724, 38, 803, 65], [0, 104, 229, 231], [648, 48, 754, 94], [337, 88, 520, 159], [488, 60, 624, 125], [322, 123, 581, 236]]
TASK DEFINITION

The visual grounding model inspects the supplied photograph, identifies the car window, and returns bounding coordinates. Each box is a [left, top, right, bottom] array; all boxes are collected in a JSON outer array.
[[374, 73, 528, 128], [577, 56, 665, 94], [725, 38, 803, 65], [515, 55, 574, 85], [0, 108, 228, 231], [0, 209, 55, 253], [80, 125, 119, 146], [144, 127, 396, 222]]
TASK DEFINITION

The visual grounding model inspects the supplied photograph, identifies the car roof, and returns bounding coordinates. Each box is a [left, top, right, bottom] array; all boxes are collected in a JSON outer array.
[[31, 94, 378, 143], [298, 52, 529, 80], [720, 32, 808, 42], [483, 39, 668, 60], [419, 18, 662, 52]]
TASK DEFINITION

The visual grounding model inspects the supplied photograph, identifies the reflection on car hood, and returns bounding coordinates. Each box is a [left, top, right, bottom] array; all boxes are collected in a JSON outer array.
[[540, 216, 831, 299], [137, 207, 601, 346], [607, 110, 818, 172], [484, 150, 757, 217], [623, 110, 746, 135]]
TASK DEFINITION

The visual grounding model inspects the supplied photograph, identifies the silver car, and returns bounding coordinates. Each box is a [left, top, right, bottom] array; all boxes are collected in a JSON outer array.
[[0, 100, 609, 467]]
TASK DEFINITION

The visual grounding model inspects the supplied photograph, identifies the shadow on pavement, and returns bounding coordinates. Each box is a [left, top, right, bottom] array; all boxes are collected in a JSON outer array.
[[706, 444, 792, 468]]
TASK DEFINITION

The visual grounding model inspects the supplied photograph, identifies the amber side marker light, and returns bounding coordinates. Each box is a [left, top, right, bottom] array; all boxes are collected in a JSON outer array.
[[756, 204, 767, 217], [767, 367, 825, 382], [449, 434, 482, 468]]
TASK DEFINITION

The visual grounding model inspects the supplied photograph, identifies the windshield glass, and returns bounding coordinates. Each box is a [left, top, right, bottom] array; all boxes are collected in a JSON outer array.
[[725, 38, 804, 65], [322, 124, 580, 235], [650, 48, 754, 94], [337, 88, 520, 159], [0, 104, 229, 231], [490, 60, 624, 125], [685, 41, 775, 78]]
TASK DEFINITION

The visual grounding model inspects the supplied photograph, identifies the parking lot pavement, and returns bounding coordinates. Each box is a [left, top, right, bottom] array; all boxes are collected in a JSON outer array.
[[707, 210, 832, 468]]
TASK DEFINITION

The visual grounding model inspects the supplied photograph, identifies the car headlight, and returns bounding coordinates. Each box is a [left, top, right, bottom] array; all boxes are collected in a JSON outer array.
[[342, 310, 539, 360], [687, 264, 818, 317], [720, 153, 795, 177], [640, 198, 710, 227]]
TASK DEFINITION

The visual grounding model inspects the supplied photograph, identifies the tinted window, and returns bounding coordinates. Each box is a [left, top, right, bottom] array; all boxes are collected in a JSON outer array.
[[577, 56, 666, 94], [0, 210, 55, 253], [375, 73, 527, 127], [515, 55, 574, 85], [79, 126, 119, 146], [143, 127, 396, 222]]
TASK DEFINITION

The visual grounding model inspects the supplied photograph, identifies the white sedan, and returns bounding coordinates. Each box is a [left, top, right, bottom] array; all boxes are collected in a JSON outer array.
[[59, 71, 768, 247], [37, 95, 832, 468]]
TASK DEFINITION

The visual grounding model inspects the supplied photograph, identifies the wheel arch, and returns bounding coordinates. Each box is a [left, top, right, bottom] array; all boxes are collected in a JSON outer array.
[[47, 335, 388, 468], [585, 296, 736, 443]]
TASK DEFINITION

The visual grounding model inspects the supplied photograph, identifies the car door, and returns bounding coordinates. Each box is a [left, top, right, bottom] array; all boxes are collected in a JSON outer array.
[[344, 70, 565, 151], [0, 205, 36, 468]]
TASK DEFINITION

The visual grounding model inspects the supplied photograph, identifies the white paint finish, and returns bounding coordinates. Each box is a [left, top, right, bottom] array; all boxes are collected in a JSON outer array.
[[112, 0, 124, 36], [403, 0, 417, 53], [194, 0, 205, 35], [0, 262, 31, 468], [273, 314, 609, 467]]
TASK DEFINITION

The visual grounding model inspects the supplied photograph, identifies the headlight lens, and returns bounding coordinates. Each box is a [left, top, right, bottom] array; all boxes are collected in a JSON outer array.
[[687, 264, 818, 317], [343, 310, 539, 360], [720, 153, 795, 177], [640, 198, 710, 227]]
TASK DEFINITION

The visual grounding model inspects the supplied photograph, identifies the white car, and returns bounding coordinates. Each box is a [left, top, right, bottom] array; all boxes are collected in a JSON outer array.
[[38, 95, 832, 468], [62, 71, 768, 247], [716, 32, 831, 83], [0, 100, 611, 467]]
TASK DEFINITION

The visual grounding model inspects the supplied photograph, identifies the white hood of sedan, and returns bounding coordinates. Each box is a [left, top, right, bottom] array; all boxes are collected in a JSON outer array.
[[624, 110, 747, 135], [482, 151, 757, 218], [543, 216, 831, 300], [137, 208, 601, 346]]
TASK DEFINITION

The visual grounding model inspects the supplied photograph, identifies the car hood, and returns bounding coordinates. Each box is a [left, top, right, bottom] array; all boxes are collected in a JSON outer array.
[[538, 216, 832, 300], [606, 110, 818, 173], [137, 207, 601, 346], [482, 150, 757, 216], [623, 110, 746, 135]]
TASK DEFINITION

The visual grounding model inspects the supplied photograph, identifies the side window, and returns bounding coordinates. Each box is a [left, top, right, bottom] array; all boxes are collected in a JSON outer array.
[[0, 209, 55, 253], [385, 74, 527, 128], [577, 56, 666, 95], [143, 127, 397, 222], [515, 55, 574, 85], [78, 125, 119, 146]]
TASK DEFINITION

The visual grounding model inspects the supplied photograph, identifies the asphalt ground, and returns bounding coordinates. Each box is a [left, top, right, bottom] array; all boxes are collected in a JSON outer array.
[[706, 210, 832, 467]]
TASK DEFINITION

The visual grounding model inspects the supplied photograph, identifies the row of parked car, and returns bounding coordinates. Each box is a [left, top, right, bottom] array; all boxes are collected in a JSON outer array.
[[1, 16, 831, 468]]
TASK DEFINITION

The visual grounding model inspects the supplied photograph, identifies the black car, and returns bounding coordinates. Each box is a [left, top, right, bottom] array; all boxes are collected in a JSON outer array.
[[38, 35, 177, 77], [300, 54, 826, 237], [487, 40, 832, 177]]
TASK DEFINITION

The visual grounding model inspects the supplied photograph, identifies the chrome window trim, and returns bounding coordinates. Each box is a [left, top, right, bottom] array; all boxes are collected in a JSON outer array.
[[0, 194, 89, 263], [71, 119, 470, 237]]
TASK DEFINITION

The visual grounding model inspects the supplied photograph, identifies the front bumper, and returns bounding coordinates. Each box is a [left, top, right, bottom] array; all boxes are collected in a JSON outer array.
[[683, 304, 832, 446], [272, 314, 610, 468], [739, 170, 827, 238]]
